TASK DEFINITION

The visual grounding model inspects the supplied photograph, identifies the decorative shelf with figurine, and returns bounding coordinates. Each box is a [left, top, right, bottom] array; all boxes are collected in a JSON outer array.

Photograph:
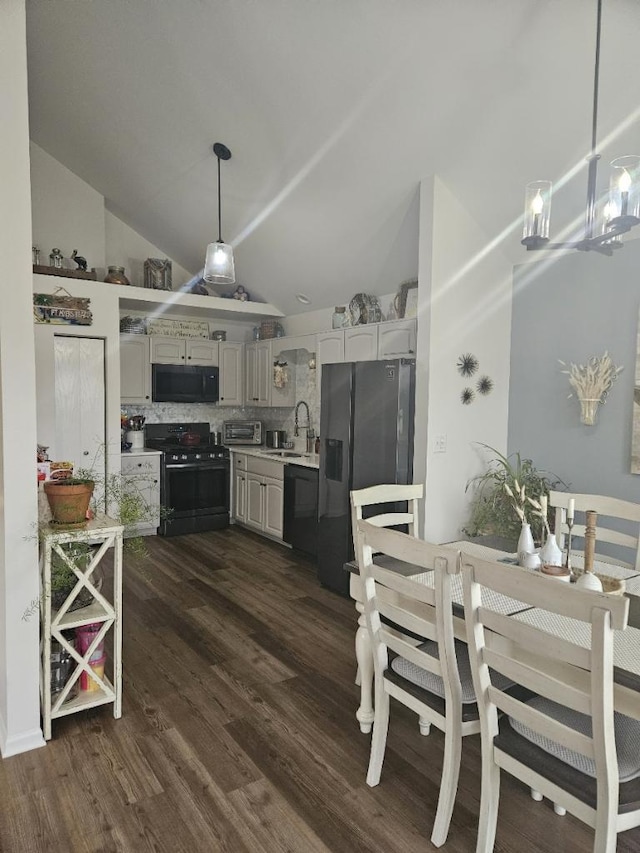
[[33, 265, 98, 281]]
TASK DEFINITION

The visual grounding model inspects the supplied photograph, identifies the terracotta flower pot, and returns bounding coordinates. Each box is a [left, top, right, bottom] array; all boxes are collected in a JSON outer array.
[[44, 480, 94, 525]]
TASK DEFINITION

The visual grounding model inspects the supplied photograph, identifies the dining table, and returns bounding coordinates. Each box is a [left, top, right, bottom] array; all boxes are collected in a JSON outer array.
[[346, 539, 640, 734]]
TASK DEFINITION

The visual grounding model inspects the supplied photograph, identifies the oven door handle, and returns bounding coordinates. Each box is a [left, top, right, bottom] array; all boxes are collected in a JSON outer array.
[[165, 462, 229, 470]]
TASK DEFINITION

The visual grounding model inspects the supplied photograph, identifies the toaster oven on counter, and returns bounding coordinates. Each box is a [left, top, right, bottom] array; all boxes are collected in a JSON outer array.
[[222, 420, 263, 445]]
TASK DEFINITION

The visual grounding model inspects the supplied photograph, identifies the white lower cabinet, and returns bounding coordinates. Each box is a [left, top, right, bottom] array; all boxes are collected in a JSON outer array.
[[120, 452, 161, 536], [232, 453, 284, 540]]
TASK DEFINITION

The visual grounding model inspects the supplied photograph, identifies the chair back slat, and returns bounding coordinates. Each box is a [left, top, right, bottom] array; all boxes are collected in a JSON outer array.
[[482, 646, 592, 715], [351, 483, 424, 508], [461, 554, 628, 628], [372, 564, 437, 606], [487, 686, 595, 760], [364, 523, 458, 575], [383, 631, 443, 678], [550, 490, 640, 571], [365, 512, 415, 528], [377, 595, 439, 647], [480, 607, 591, 670]]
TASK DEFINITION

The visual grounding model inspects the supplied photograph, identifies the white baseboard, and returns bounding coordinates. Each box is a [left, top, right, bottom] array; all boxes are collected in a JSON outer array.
[[0, 715, 46, 758]]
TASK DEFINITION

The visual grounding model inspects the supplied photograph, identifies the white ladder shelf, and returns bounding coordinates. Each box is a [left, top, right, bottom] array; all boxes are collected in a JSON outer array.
[[39, 514, 124, 740]]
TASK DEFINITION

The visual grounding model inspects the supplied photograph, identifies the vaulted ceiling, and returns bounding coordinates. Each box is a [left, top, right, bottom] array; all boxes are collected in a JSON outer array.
[[26, 0, 640, 314]]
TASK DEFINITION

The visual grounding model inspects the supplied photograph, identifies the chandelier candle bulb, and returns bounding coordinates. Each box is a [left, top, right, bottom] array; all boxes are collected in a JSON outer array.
[[567, 498, 575, 522]]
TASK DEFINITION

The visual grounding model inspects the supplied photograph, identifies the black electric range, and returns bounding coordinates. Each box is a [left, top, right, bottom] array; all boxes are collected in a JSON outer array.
[[145, 422, 230, 536]]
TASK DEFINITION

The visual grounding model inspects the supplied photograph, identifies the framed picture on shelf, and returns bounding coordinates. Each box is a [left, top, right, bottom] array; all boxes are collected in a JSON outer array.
[[395, 279, 418, 319]]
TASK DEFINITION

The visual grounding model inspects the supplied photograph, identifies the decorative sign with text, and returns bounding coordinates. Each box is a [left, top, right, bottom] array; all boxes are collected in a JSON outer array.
[[33, 292, 92, 326]]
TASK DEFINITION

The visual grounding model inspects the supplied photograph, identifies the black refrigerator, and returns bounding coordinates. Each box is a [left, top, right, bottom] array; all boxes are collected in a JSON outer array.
[[317, 358, 415, 595]]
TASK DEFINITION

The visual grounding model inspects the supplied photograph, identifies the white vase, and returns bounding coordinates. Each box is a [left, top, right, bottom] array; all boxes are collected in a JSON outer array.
[[517, 523, 535, 567], [539, 532, 563, 566]]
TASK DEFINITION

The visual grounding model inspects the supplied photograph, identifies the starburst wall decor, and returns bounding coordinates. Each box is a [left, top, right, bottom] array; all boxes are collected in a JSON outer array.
[[456, 355, 493, 405], [457, 353, 479, 377], [477, 375, 493, 396]]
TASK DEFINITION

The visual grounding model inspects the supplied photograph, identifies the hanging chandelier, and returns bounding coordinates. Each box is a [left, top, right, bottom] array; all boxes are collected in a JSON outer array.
[[522, 0, 640, 256], [203, 142, 235, 284]]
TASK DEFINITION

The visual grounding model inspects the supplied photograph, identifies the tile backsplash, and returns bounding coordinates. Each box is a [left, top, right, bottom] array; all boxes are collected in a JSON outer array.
[[122, 356, 320, 444]]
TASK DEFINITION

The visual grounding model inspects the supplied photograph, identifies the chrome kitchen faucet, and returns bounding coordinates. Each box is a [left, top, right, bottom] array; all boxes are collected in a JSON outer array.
[[294, 400, 310, 436]]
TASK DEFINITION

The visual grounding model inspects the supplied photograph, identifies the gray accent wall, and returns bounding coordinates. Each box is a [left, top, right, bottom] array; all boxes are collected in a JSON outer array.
[[508, 239, 640, 503]]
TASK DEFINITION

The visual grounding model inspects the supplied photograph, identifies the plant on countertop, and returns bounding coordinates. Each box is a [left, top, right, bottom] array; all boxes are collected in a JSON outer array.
[[463, 444, 567, 546]]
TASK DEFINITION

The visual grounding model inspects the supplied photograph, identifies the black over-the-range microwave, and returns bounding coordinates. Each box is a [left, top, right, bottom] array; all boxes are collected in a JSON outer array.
[[152, 363, 219, 404]]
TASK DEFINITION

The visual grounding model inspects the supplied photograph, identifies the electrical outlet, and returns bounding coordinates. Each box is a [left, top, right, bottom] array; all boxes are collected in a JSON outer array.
[[434, 434, 447, 453]]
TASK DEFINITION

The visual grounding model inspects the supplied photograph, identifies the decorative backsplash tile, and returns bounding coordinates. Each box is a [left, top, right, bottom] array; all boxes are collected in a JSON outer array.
[[122, 358, 320, 443]]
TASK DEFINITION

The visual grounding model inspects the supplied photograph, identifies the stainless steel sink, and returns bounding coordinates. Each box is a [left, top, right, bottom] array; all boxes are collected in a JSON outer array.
[[265, 450, 303, 458]]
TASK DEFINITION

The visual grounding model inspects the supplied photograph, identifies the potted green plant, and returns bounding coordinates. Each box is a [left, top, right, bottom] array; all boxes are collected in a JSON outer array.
[[463, 444, 567, 548]]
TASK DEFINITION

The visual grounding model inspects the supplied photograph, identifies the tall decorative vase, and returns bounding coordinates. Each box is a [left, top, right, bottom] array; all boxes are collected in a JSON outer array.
[[517, 522, 535, 567], [539, 532, 563, 566]]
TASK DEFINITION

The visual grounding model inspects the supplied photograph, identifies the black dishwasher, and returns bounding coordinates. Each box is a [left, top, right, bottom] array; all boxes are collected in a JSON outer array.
[[283, 465, 319, 558]]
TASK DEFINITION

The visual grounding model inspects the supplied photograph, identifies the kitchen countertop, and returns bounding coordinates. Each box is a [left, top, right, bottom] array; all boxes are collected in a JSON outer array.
[[120, 448, 163, 455], [229, 446, 320, 470]]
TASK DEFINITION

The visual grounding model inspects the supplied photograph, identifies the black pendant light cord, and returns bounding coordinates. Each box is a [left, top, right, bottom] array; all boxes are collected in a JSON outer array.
[[217, 154, 223, 243], [212, 142, 232, 245], [584, 0, 603, 239], [591, 0, 603, 156]]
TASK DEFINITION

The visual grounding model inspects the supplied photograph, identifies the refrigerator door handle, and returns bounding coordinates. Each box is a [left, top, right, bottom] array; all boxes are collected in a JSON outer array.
[[398, 407, 404, 436]]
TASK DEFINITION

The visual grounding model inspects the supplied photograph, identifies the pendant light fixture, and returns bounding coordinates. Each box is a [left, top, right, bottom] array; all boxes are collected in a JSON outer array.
[[204, 142, 235, 284], [522, 0, 640, 256]]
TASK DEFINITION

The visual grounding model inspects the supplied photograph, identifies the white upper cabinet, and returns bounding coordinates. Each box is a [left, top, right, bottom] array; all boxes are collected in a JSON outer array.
[[317, 320, 417, 365], [150, 335, 218, 365], [345, 326, 378, 361], [218, 341, 244, 407], [120, 335, 151, 405], [245, 340, 295, 407], [317, 330, 345, 365], [377, 319, 416, 359], [186, 339, 219, 365]]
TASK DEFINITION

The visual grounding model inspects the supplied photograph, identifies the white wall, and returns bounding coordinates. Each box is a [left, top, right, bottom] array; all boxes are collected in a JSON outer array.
[[34, 276, 122, 488], [30, 142, 106, 273], [30, 142, 196, 287], [105, 212, 192, 289], [0, 0, 46, 757], [416, 176, 513, 542]]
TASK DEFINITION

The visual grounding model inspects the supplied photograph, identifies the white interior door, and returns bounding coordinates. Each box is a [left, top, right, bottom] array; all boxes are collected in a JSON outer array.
[[54, 336, 106, 480]]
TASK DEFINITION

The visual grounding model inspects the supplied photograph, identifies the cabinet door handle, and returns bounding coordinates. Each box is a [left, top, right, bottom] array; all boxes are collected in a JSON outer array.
[[137, 463, 142, 467], [154, 479, 158, 484], [181, 355, 185, 360], [83, 451, 89, 456], [188, 356, 192, 360], [145, 395, 150, 399]]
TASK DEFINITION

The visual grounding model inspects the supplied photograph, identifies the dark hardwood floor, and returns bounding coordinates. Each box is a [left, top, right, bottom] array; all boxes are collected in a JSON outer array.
[[1, 527, 639, 852]]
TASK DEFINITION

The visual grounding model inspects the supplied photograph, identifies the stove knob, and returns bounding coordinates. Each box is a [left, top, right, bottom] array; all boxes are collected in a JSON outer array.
[[181, 454, 188, 461], [195, 453, 201, 460]]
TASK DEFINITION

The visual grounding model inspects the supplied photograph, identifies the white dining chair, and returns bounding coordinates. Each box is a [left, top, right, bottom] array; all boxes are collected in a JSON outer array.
[[354, 518, 481, 847], [350, 483, 427, 731], [549, 490, 640, 571], [461, 553, 640, 853]]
